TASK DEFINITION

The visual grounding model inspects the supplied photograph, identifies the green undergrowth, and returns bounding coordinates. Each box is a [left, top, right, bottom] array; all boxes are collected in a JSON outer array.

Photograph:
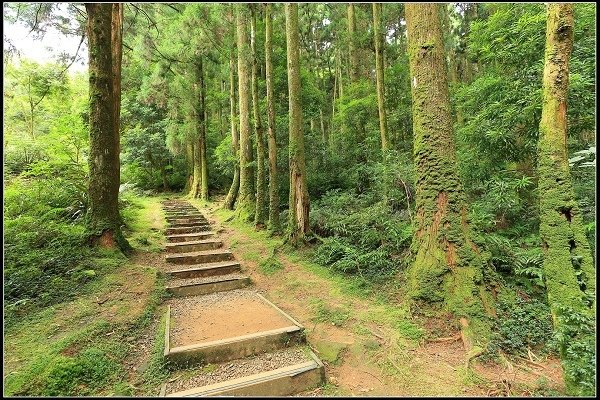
[[3, 195, 167, 396], [205, 202, 424, 345]]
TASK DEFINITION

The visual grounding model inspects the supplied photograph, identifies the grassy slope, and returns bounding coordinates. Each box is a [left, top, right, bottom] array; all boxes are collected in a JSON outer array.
[[3, 195, 169, 396]]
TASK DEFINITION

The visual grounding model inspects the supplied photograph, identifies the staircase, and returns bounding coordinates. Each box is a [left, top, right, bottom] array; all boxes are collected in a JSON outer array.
[[159, 200, 325, 397]]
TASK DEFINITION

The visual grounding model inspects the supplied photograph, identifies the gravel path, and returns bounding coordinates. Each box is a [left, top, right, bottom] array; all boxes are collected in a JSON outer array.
[[168, 289, 256, 311], [167, 273, 248, 287], [165, 347, 311, 395]]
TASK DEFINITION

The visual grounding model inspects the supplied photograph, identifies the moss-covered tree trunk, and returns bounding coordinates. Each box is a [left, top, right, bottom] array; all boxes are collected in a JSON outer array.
[[372, 3, 389, 153], [405, 3, 488, 352], [85, 3, 128, 250], [537, 4, 595, 395], [265, 3, 280, 233], [236, 4, 256, 220], [285, 3, 310, 246], [224, 31, 240, 210], [111, 3, 123, 155], [251, 5, 267, 227]]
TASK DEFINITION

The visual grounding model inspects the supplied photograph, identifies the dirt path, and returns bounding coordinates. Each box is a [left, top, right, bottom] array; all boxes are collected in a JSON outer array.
[[194, 199, 565, 397]]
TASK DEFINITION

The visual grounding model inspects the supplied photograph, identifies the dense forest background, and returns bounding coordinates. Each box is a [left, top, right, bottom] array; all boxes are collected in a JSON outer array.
[[3, 2, 596, 396]]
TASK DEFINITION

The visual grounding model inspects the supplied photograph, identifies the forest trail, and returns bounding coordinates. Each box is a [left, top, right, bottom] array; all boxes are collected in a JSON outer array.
[[182, 196, 567, 397], [158, 199, 325, 396]]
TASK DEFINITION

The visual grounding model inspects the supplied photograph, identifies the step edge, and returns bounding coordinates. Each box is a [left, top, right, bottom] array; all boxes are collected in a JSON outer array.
[[166, 276, 250, 290], [164, 360, 319, 397], [168, 325, 302, 354]]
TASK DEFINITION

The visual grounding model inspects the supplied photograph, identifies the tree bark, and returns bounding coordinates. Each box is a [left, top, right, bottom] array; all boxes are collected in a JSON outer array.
[[85, 3, 128, 251], [285, 3, 310, 245], [347, 4, 359, 83], [265, 3, 280, 232], [373, 3, 389, 152], [200, 58, 208, 201], [236, 4, 256, 220], [537, 4, 595, 395], [224, 19, 240, 210], [405, 3, 488, 350], [251, 4, 267, 227]]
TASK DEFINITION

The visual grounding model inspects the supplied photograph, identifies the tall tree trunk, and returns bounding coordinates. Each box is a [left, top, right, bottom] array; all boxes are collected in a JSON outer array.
[[112, 3, 123, 155], [85, 3, 128, 251], [224, 27, 240, 210], [347, 3, 359, 83], [185, 140, 194, 194], [190, 59, 206, 199], [285, 3, 310, 246], [236, 4, 256, 220], [251, 4, 267, 227], [265, 3, 280, 232], [200, 57, 209, 201], [537, 4, 595, 395], [373, 3, 389, 152], [405, 3, 488, 351]]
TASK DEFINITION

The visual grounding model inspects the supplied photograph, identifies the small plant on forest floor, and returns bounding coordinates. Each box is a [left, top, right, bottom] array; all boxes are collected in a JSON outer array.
[[258, 257, 284, 276], [310, 299, 350, 326], [481, 288, 554, 362]]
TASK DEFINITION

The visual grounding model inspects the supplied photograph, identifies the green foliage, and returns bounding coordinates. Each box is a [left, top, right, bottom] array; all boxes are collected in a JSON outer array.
[[551, 306, 596, 396], [311, 299, 350, 326], [484, 289, 554, 359]]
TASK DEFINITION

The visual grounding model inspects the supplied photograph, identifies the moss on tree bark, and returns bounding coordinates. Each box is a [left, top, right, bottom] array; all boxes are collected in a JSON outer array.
[[537, 4, 595, 395], [405, 3, 490, 349]]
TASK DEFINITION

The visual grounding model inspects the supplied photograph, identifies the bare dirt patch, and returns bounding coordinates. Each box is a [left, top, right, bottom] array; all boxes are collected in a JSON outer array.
[[169, 290, 296, 347]]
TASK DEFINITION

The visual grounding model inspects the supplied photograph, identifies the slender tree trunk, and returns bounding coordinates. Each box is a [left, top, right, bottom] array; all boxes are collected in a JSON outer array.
[[347, 4, 359, 83], [373, 3, 389, 153], [537, 4, 595, 395], [405, 3, 488, 350], [160, 164, 169, 191], [224, 27, 240, 210], [200, 58, 208, 201], [85, 3, 128, 250], [236, 4, 256, 220], [185, 140, 194, 194], [265, 3, 280, 232], [285, 3, 310, 246], [251, 4, 267, 227]]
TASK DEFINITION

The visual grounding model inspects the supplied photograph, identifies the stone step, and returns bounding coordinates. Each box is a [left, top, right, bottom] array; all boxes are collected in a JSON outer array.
[[163, 206, 197, 210], [164, 292, 305, 365], [167, 232, 216, 243], [166, 249, 233, 265], [166, 274, 251, 297], [165, 216, 207, 223], [167, 221, 210, 229], [165, 239, 223, 253], [162, 349, 324, 397], [167, 260, 241, 279], [166, 225, 212, 235]]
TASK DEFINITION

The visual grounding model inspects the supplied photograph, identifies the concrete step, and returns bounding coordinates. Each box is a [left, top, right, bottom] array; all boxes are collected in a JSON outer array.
[[166, 249, 233, 265], [165, 239, 223, 253], [162, 349, 325, 397], [167, 260, 241, 279], [166, 274, 251, 297], [164, 292, 306, 365], [166, 216, 207, 223], [167, 221, 210, 229], [166, 225, 212, 235], [167, 231, 216, 243]]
